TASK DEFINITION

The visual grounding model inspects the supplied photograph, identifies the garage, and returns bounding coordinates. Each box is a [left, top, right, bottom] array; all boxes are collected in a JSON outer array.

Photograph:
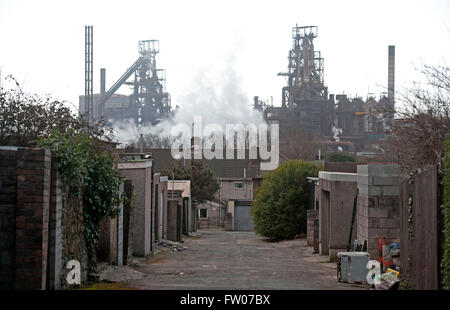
[[234, 200, 254, 231]]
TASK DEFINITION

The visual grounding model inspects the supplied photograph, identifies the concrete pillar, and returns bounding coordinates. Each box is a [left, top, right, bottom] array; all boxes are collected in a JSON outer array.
[[357, 164, 400, 257], [319, 189, 330, 255]]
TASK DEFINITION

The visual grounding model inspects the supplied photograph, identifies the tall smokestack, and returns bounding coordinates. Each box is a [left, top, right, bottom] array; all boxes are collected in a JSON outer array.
[[100, 68, 105, 96], [388, 45, 395, 106], [99, 68, 106, 119]]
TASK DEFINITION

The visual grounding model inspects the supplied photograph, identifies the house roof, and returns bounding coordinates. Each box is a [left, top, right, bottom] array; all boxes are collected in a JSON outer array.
[[122, 148, 263, 179], [202, 158, 261, 179], [143, 148, 181, 173]]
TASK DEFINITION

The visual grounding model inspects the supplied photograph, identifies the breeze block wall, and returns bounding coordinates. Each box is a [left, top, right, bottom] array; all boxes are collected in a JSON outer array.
[[357, 164, 400, 258]]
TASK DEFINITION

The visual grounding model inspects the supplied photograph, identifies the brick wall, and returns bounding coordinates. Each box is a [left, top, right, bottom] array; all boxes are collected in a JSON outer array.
[[0, 149, 17, 289], [14, 148, 51, 289], [0, 147, 113, 289], [323, 162, 359, 173]]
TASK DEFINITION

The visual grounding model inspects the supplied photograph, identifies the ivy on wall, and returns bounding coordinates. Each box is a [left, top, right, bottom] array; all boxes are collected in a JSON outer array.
[[39, 129, 124, 275]]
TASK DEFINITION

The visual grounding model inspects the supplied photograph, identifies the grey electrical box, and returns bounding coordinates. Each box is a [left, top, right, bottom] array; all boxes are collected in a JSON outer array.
[[337, 252, 370, 283]]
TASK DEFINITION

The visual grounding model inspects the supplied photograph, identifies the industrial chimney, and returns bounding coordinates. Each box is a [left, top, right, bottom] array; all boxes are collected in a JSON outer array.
[[100, 68, 106, 96], [388, 45, 395, 107], [99, 68, 106, 119]]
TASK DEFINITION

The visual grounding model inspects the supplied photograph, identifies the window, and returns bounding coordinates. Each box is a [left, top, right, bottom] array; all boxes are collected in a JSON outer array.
[[198, 209, 208, 219], [234, 182, 244, 189]]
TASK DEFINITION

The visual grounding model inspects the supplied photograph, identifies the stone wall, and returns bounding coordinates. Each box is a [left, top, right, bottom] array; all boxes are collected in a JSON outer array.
[[60, 190, 88, 288]]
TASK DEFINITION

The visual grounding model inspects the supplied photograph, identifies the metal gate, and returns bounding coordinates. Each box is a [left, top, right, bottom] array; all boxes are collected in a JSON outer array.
[[234, 201, 254, 231]]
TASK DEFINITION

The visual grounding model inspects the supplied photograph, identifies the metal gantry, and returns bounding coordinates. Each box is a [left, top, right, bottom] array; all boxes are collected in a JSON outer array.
[[96, 39, 171, 127], [278, 25, 327, 109], [127, 40, 171, 127], [84, 25, 93, 120]]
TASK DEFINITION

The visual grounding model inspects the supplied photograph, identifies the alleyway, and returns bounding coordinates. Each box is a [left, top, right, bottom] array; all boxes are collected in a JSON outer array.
[[120, 230, 366, 290]]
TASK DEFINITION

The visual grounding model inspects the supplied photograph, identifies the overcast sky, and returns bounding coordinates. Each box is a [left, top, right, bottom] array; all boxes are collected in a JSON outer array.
[[1, 0, 449, 113]]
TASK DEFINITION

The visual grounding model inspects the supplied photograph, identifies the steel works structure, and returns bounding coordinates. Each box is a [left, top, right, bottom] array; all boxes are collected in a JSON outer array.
[[265, 25, 333, 137], [260, 24, 395, 154], [80, 27, 172, 127], [84, 25, 93, 121]]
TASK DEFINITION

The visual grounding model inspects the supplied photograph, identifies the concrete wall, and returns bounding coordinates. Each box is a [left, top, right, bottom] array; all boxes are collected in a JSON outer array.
[[118, 161, 152, 257], [356, 164, 400, 257], [168, 180, 192, 233], [313, 164, 401, 261], [227, 200, 235, 231], [97, 182, 123, 266], [153, 174, 168, 241], [318, 171, 358, 261], [48, 156, 62, 289], [122, 180, 134, 265], [306, 210, 319, 246]]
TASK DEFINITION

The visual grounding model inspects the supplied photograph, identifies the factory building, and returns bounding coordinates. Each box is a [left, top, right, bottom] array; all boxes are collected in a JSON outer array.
[[258, 25, 395, 154], [81, 26, 172, 127], [79, 93, 130, 122]]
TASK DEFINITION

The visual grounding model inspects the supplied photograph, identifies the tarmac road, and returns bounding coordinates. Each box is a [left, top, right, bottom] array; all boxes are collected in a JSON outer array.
[[122, 230, 366, 290]]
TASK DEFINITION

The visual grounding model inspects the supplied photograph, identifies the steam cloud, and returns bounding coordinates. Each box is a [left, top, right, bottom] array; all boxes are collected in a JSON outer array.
[[111, 65, 265, 147]]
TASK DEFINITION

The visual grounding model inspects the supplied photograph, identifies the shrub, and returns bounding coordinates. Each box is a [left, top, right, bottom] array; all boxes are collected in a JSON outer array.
[[251, 160, 319, 240], [324, 151, 355, 162]]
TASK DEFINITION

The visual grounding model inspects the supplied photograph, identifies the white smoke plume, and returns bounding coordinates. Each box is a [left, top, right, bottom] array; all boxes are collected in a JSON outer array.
[[111, 64, 265, 147], [331, 125, 343, 142]]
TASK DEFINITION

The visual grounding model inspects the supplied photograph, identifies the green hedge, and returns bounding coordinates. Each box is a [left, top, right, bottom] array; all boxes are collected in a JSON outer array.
[[251, 160, 319, 240]]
